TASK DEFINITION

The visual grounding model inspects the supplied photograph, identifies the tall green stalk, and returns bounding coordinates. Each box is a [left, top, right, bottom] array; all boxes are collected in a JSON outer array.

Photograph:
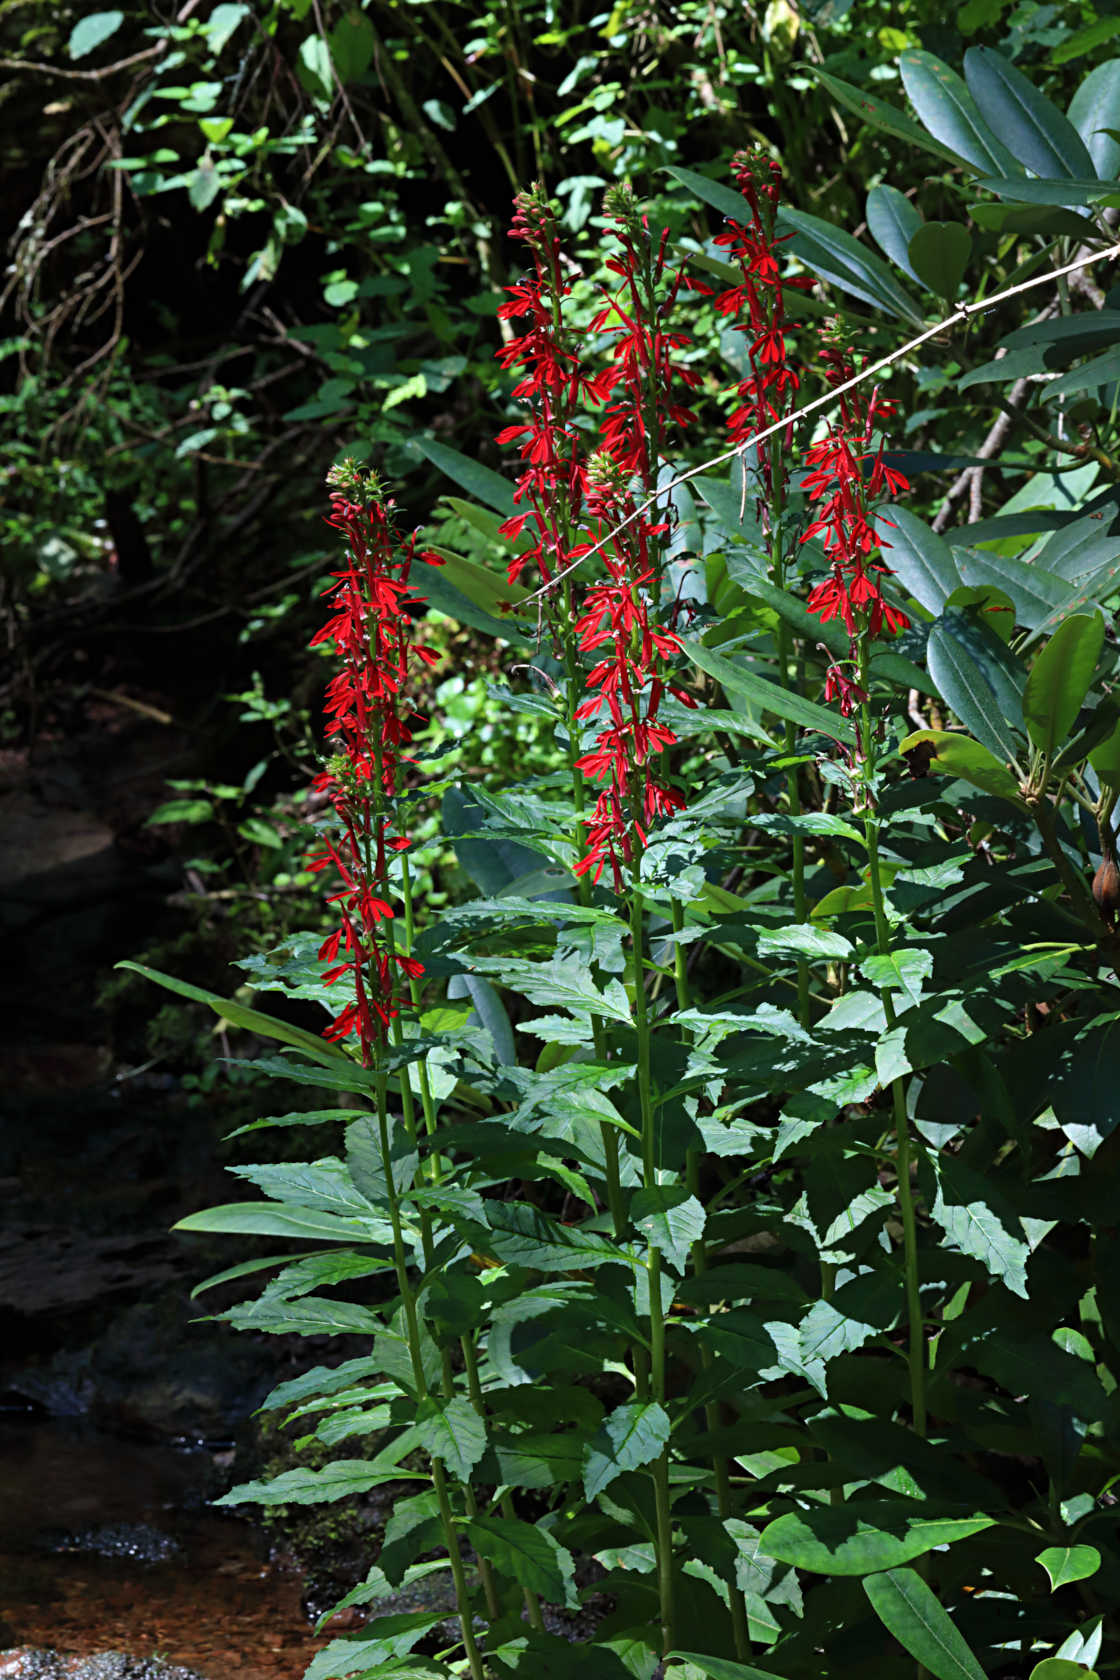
[[631, 889, 675, 1656], [856, 658, 927, 1437]]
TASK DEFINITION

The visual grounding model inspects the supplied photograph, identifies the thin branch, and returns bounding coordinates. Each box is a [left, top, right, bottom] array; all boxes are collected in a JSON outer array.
[[0, 45, 163, 81], [523, 239, 1120, 604]]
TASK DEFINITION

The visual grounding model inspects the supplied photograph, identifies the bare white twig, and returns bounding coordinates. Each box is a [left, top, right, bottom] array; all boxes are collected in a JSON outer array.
[[522, 239, 1120, 604]]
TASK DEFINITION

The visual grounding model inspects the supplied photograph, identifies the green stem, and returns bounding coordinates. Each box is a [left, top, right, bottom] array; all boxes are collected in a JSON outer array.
[[858, 679, 927, 1439], [631, 889, 675, 1656], [373, 1071, 486, 1680], [769, 437, 809, 1029], [671, 899, 750, 1658]]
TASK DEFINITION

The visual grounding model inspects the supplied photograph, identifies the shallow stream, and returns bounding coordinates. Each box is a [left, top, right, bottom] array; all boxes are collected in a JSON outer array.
[[0, 1419, 324, 1680]]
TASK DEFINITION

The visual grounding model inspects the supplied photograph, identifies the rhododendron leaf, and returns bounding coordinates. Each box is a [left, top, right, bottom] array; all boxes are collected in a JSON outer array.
[[875, 507, 959, 615], [686, 640, 857, 745], [954, 549, 1073, 632], [811, 67, 975, 169], [662, 164, 754, 225], [583, 1400, 670, 1499], [447, 971, 516, 1067], [116, 960, 346, 1065], [908, 222, 971, 301], [900, 49, 1024, 177], [759, 1504, 994, 1575], [416, 437, 516, 515], [1022, 611, 1104, 757], [865, 1566, 987, 1680], [866, 185, 924, 283], [468, 1515, 576, 1605], [899, 729, 1025, 803], [965, 47, 1095, 179], [1030, 1663, 1100, 1680], [776, 205, 925, 326], [1069, 58, 1120, 178], [927, 615, 1023, 763]]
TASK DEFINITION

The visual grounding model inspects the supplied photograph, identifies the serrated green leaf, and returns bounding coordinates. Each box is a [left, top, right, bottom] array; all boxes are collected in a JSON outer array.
[[217, 1449, 425, 1507], [965, 47, 1095, 178], [174, 1201, 386, 1244], [631, 1187, 705, 1273], [468, 1515, 576, 1604], [757, 922, 853, 961], [415, 1394, 487, 1480], [758, 1503, 994, 1575], [583, 1400, 670, 1500], [865, 1566, 987, 1680], [1036, 1544, 1101, 1590], [930, 1156, 1029, 1298], [860, 948, 933, 1007], [115, 961, 345, 1066]]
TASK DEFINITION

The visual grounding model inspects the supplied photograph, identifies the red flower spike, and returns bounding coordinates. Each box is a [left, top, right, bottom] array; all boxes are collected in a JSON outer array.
[[309, 461, 430, 1063]]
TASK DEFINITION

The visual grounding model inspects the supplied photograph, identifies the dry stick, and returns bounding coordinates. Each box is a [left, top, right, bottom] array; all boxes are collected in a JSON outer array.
[[522, 241, 1120, 608]]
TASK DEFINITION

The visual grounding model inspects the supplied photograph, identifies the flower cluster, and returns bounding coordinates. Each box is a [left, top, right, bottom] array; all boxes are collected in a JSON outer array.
[[495, 185, 696, 890], [308, 463, 435, 1060], [572, 452, 693, 887], [802, 338, 911, 674], [710, 151, 811, 471]]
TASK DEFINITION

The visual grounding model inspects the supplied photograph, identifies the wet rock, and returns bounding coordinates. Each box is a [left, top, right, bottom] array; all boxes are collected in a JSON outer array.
[[38, 1522, 182, 1566], [0, 1654, 210, 1680]]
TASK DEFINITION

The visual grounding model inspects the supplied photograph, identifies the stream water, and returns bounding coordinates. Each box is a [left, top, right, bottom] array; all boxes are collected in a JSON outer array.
[[0, 1419, 325, 1680]]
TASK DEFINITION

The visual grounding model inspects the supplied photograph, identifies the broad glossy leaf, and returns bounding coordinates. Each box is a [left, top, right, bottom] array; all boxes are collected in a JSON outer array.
[[1044, 346, 1120, 399], [662, 164, 753, 224], [1036, 1543, 1101, 1590], [414, 553, 526, 641], [883, 507, 959, 614], [954, 549, 1071, 632], [415, 437, 515, 516], [583, 1400, 670, 1500], [415, 1394, 487, 1480], [468, 1515, 576, 1605], [811, 68, 967, 167], [116, 961, 344, 1066], [898, 730, 1025, 803], [1021, 612, 1104, 756], [759, 1503, 994, 1575], [975, 177, 1120, 206], [685, 640, 857, 745], [1031, 1665, 1100, 1680], [1089, 715, 1120, 783], [1069, 59, 1120, 179], [631, 1187, 705, 1273], [908, 223, 971, 301], [965, 47, 1095, 178], [864, 1567, 986, 1680], [776, 206, 924, 326], [900, 49, 1022, 176], [957, 346, 1055, 390], [446, 971, 516, 1067], [927, 617, 1022, 763], [866, 186, 923, 283], [998, 312, 1120, 357]]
